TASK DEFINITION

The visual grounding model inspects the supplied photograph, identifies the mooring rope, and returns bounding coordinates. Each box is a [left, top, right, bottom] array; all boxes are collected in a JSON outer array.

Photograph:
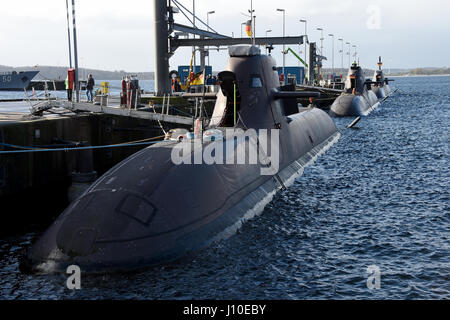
[[0, 135, 166, 154]]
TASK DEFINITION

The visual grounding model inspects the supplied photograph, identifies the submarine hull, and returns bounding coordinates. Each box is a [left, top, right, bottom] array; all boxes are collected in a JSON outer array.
[[372, 85, 386, 100], [26, 108, 340, 273], [372, 85, 392, 100], [329, 91, 380, 117], [371, 61, 393, 100]]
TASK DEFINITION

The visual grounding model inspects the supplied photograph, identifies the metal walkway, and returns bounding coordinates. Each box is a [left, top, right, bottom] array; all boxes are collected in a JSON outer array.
[[46, 100, 194, 126]]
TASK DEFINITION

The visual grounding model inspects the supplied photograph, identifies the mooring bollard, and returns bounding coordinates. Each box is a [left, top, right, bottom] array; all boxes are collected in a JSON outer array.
[[68, 142, 97, 202]]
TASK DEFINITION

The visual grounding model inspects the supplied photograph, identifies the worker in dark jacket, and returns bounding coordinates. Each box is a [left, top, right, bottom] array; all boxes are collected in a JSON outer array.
[[86, 74, 95, 102]]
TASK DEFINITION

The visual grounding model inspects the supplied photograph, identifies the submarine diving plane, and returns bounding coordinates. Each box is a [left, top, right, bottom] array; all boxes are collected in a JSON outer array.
[[25, 45, 340, 273], [329, 62, 380, 117]]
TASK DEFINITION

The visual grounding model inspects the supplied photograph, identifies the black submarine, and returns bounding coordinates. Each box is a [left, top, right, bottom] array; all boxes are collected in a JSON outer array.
[[371, 57, 393, 100], [25, 45, 340, 273], [329, 62, 380, 117]]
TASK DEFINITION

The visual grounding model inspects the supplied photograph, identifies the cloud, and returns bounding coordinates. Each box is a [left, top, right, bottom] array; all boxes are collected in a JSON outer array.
[[0, 0, 448, 71]]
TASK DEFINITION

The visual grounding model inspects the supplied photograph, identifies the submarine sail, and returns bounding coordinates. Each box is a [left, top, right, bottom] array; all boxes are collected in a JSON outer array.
[[371, 57, 393, 99]]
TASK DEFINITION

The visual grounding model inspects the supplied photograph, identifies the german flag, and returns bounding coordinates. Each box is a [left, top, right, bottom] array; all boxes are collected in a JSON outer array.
[[190, 71, 204, 86], [245, 20, 252, 37]]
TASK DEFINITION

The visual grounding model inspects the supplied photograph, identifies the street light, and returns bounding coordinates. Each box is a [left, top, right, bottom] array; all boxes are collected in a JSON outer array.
[[207, 11, 215, 29], [71, 0, 80, 102], [65, 0, 72, 69], [277, 8, 286, 85], [316, 28, 324, 80], [338, 38, 344, 76], [249, 0, 255, 45], [193, 0, 196, 72], [265, 29, 272, 54], [346, 42, 351, 68], [207, 11, 215, 67], [241, 22, 246, 38], [316, 27, 324, 57], [329, 33, 334, 80], [300, 19, 307, 83]]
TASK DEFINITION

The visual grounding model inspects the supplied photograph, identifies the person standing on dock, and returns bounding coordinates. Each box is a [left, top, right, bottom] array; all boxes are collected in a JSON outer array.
[[86, 74, 95, 102], [65, 76, 73, 101]]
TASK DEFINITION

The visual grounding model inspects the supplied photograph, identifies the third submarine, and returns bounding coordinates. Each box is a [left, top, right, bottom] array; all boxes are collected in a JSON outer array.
[[371, 56, 394, 100]]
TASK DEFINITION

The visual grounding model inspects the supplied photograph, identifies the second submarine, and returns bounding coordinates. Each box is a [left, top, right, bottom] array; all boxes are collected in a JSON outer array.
[[329, 62, 380, 117]]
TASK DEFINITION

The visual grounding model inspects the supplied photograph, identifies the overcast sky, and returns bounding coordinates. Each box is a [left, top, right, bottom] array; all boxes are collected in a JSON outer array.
[[0, 0, 449, 72]]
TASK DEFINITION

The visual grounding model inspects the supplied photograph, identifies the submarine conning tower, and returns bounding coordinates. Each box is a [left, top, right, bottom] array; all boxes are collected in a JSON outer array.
[[371, 56, 394, 99], [373, 70, 386, 85], [209, 45, 282, 130], [344, 63, 366, 95], [209, 45, 320, 131], [372, 56, 386, 86]]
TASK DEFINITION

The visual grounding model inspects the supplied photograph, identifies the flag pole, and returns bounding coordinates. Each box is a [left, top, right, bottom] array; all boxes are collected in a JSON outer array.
[[65, 0, 72, 68]]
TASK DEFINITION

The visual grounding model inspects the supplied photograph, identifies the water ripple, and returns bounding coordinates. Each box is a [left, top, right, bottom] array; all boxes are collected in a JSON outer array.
[[0, 76, 449, 299]]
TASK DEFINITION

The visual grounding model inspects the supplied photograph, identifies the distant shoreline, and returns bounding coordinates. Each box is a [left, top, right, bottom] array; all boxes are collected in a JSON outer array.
[[389, 74, 450, 78]]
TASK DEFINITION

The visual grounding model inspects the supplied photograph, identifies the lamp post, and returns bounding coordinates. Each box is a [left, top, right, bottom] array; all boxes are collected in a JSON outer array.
[[329, 33, 334, 80], [207, 10, 215, 67], [277, 8, 286, 85], [346, 42, 351, 68], [352, 45, 357, 64], [300, 19, 307, 82], [249, 0, 255, 45], [316, 27, 324, 57], [65, 0, 72, 68], [316, 28, 324, 80], [338, 38, 343, 75], [71, 0, 79, 102], [193, 0, 196, 72], [265, 29, 272, 54], [207, 11, 215, 30]]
